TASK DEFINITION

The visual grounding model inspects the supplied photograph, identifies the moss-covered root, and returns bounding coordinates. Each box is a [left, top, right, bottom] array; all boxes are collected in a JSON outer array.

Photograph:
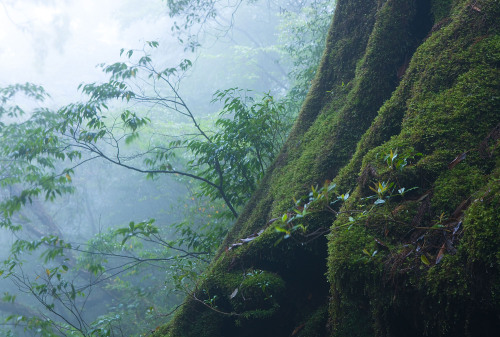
[[327, 0, 500, 336]]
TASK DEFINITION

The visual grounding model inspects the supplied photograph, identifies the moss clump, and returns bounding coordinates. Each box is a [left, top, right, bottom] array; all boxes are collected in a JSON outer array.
[[328, 224, 385, 337], [153, 298, 225, 337], [155, 224, 329, 337], [459, 169, 500, 269], [230, 269, 286, 320]]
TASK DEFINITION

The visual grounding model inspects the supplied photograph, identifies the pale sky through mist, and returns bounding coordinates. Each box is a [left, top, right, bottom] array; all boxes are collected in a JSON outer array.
[[0, 0, 174, 106]]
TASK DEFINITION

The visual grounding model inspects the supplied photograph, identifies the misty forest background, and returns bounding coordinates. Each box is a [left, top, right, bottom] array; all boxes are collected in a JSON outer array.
[[0, 0, 334, 336]]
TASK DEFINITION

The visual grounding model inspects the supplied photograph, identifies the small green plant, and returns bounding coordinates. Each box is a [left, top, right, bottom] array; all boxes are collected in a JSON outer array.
[[202, 290, 218, 309], [369, 181, 394, 204], [275, 150, 419, 243]]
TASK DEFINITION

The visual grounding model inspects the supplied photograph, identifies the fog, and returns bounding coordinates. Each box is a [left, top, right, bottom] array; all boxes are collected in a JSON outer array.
[[0, 0, 288, 106], [0, 0, 176, 105], [0, 0, 332, 335], [0, 0, 186, 255]]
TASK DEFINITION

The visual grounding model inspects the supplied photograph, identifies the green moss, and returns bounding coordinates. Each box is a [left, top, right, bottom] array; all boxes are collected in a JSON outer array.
[[431, 0, 453, 22], [460, 170, 500, 268], [230, 269, 285, 319], [154, 298, 225, 337], [421, 170, 500, 336], [432, 166, 486, 213], [223, 0, 433, 242], [327, 1, 500, 336], [156, 222, 330, 337], [155, 0, 500, 336], [328, 224, 384, 337], [295, 304, 329, 337]]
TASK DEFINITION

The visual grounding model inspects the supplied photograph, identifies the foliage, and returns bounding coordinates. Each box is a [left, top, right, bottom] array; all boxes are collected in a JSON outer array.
[[42, 43, 290, 218], [189, 88, 292, 208], [278, 0, 335, 110], [0, 84, 75, 228], [0, 1, 336, 336], [164, 0, 244, 51], [0, 47, 292, 337]]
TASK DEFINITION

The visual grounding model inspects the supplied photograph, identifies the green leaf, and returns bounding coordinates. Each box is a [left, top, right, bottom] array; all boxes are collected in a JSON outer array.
[[421, 255, 431, 266], [275, 226, 290, 235]]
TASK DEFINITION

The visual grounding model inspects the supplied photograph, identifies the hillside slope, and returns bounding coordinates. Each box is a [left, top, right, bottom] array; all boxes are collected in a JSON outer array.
[[154, 0, 500, 336]]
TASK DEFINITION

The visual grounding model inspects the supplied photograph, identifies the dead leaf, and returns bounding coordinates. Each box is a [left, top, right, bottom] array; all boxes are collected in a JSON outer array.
[[229, 288, 239, 300], [470, 4, 482, 12], [416, 192, 431, 202], [391, 204, 406, 215], [290, 323, 305, 336], [240, 237, 257, 243], [435, 244, 446, 264], [448, 152, 467, 169], [374, 238, 388, 248], [227, 242, 243, 251], [227, 230, 265, 250], [452, 200, 470, 219], [452, 221, 462, 236]]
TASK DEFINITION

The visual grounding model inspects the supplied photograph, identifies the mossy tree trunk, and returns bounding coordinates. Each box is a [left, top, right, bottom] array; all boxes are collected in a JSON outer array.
[[153, 0, 500, 336]]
